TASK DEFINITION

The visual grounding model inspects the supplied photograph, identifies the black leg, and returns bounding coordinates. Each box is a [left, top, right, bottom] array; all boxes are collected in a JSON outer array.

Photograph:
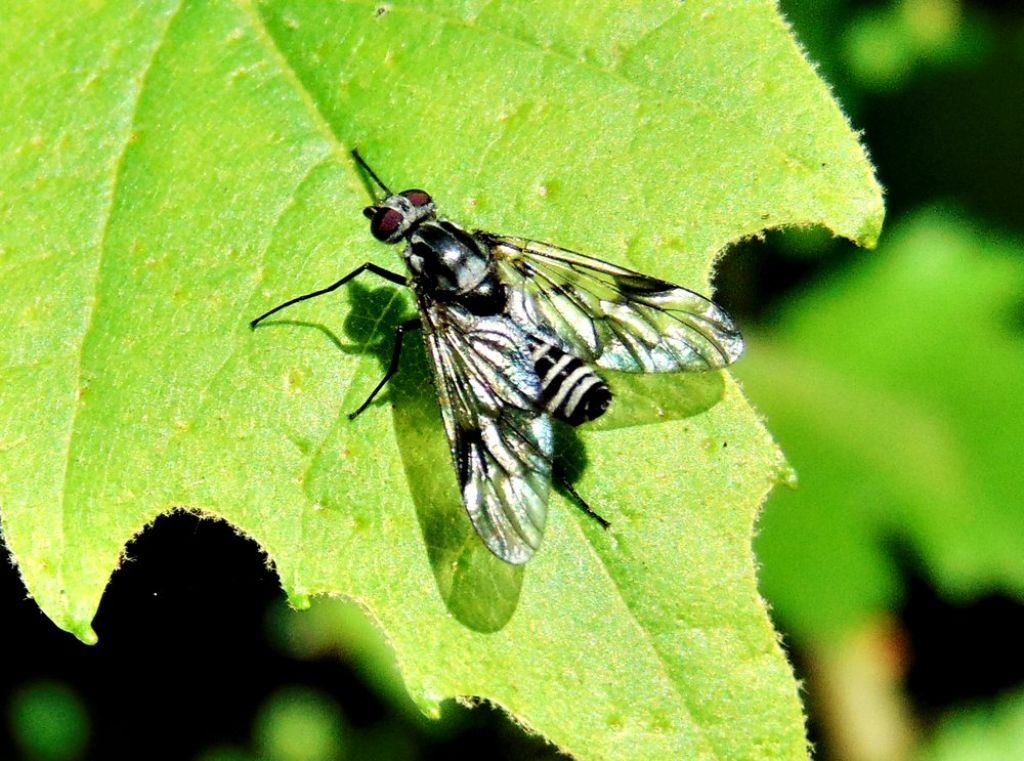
[[351, 149, 393, 197], [554, 467, 610, 529], [250, 262, 407, 328], [348, 318, 422, 420]]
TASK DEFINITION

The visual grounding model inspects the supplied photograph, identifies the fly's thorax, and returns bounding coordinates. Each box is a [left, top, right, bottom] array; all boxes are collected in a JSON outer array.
[[405, 220, 506, 314]]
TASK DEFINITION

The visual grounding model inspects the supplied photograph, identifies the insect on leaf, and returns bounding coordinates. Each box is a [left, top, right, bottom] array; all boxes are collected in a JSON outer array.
[[0, 1, 883, 759]]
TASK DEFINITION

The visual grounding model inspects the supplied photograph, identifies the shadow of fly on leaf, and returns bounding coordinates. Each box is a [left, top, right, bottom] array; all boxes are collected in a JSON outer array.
[[249, 149, 741, 631], [252, 277, 727, 633], [255, 279, 527, 632]]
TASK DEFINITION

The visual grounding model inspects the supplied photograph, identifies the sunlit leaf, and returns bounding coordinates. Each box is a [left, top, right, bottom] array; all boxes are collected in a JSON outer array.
[[0, 1, 882, 758]]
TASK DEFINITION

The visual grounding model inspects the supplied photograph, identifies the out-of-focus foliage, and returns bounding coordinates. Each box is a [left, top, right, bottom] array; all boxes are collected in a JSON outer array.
[[7, 681, 90, 761], [842, 0, 985, 91], [267, 596, 564, 759], [267, 597, 420, 722], [195, 746, 256, 761], [254, 687, 347, 761], [740, 209, 1024, 643], [746, 2, 1024, 760], [919, 690, 1024, 761], [782, 0, 991, 104]]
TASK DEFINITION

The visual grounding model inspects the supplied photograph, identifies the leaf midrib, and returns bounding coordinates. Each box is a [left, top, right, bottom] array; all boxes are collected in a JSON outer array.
[[56, 0, 186, 629], [237, 5, 742, 756], [52, 2, 806, 754]]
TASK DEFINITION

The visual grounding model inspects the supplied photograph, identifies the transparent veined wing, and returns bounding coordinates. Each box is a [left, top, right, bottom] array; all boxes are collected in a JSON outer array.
[[417, 298, 553, 564], [484, 234, 744, 373]]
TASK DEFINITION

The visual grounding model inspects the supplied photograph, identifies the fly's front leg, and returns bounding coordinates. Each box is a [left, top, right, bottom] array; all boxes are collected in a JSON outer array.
[[249, 262, 407, 328], [348, 318, 422, 420]]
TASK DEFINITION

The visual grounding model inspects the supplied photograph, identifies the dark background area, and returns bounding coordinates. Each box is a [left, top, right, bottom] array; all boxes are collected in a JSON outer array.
[[1, 515, 561, 760]]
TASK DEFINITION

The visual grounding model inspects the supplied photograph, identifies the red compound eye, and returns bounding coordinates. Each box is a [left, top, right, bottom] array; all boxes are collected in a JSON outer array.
[[401, 189, 432, 207], [371, 208, 403, 241]]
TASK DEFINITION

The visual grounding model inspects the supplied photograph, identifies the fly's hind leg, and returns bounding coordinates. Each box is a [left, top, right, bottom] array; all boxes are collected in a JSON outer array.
[[553, 465, 610, 529], [348, 318, 422, 420]]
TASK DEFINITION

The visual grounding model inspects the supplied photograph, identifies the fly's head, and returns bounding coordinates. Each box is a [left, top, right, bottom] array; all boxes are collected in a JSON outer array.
[[363, 190, 435, 244]]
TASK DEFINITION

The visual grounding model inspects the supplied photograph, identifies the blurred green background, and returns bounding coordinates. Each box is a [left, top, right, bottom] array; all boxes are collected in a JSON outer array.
[[727, 0, 1024, 758], [3, 0, 1022, 758]]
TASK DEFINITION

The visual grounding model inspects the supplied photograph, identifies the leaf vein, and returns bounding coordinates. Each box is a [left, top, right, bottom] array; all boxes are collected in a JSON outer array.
[[56, 0, 186, 624]]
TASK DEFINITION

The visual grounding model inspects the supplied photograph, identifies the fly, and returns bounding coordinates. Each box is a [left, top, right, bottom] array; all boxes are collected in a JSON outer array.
[[250, 150, 744, 564]]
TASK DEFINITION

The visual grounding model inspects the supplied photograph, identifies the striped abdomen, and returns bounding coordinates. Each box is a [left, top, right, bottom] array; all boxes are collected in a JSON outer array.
[[530, 342, 611, 426]]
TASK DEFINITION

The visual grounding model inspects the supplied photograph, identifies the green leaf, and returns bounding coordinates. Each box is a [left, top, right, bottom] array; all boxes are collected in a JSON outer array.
[[0, 1, 881, 758], [742, 209, 1024, 643]]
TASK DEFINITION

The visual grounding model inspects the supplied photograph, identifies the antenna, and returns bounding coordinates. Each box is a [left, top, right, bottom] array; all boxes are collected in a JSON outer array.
[[351, 149, 392, 198]]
